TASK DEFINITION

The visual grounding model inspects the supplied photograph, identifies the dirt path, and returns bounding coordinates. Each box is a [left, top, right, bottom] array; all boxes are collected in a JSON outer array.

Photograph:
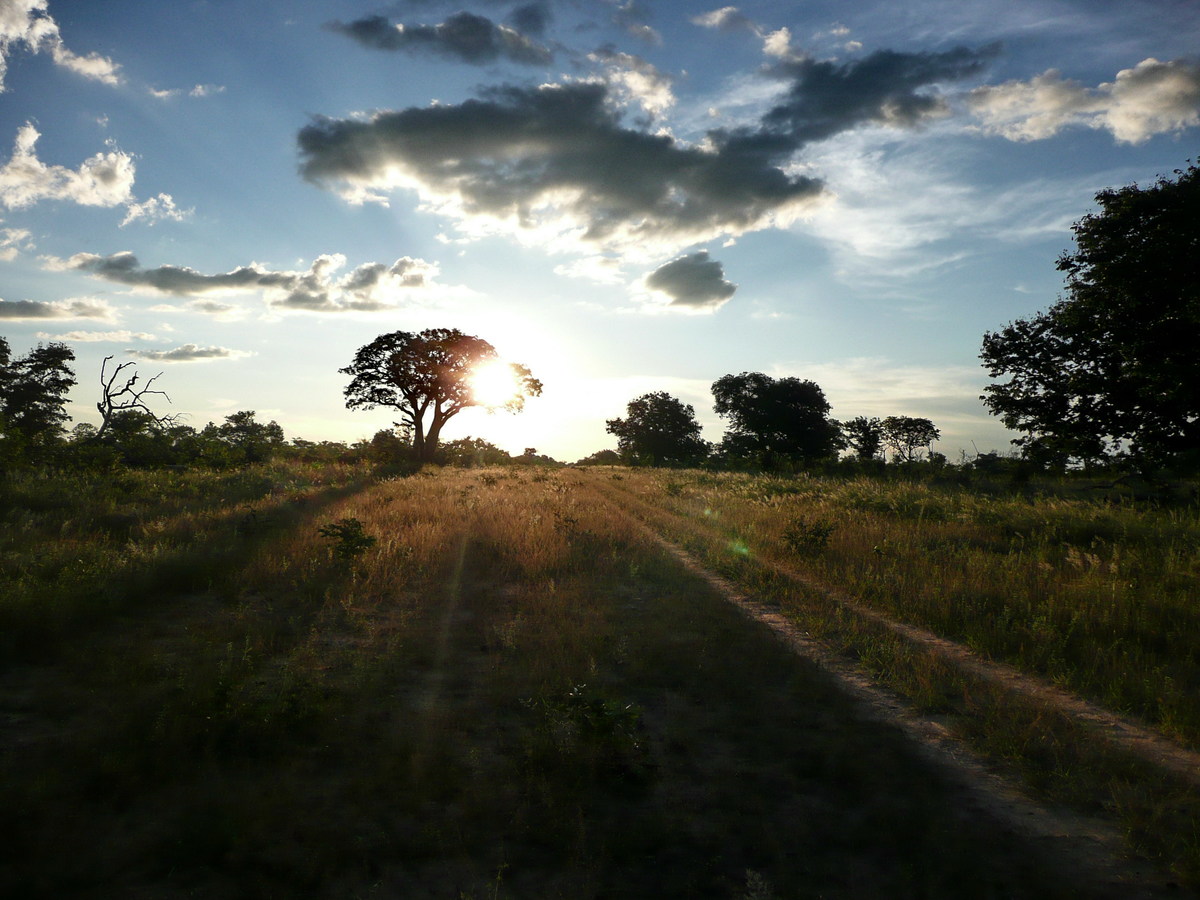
[[584, 476, 1193, 898], [594, 475, 1200, 785]]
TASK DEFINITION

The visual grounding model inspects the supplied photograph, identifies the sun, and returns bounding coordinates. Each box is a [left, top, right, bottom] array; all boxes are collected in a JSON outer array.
[[469, 359, 525, 408]]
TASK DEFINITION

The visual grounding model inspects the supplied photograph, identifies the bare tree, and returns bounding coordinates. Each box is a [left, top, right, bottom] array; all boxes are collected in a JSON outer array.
[[95, 356, 179, 437]]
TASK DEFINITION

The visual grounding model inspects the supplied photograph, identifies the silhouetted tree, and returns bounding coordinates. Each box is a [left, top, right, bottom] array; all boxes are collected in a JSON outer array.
[[0, 337, 76, 461], [95, 356, 177, 438], [880, 416, 940, 463], [213, 410, 286, 463], [981, 161, 1200, 470], [575, 448, 622, 466], [711, 372, 839, 468], [842, 416, 884, 460], [605, 391, 709, 467], [341, 329, 541, 464]]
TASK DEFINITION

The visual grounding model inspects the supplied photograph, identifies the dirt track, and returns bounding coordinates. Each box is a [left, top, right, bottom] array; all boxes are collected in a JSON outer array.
[[588, 475, 1195, 898]]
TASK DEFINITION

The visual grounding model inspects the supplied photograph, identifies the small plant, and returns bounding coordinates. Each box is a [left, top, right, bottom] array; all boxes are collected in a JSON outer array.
[[781, 515, 836, 554], [318, 517, 376, 560], [664, 481, 684, 497]]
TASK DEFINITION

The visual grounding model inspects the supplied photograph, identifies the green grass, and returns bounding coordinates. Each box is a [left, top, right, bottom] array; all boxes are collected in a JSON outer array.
[[0, 464, 1098, 897], [591, 467, 1200, 883]]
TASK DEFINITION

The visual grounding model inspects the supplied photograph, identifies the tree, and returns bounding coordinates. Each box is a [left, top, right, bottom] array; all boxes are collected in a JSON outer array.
[[605, 391, 709, 467], [0, 337, 77, 459], [980, 161, 1200, 469], [215, 410, 286, 463], [341, 329, 541, 464], [842, 416, 884, 460], [880, 416, 940, 463], [95, 356, 177, 438], [711, 372, 840, 468]]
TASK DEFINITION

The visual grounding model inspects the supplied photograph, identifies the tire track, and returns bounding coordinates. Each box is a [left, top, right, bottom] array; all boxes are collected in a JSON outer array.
[[581, 475, 1189, 897], [592, 475, 1200, 787]]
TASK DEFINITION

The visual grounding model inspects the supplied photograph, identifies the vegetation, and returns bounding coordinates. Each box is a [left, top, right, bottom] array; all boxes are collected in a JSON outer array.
[[605, 390, 709, 466], [712, 371, 842, 469], [5, 462, 1158, 897], [981, 160, 1200, 471], [340, 328, 541, 464]]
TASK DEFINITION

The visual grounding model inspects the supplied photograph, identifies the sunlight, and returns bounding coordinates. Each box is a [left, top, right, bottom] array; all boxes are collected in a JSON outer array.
[[469, 359, 525, 408]]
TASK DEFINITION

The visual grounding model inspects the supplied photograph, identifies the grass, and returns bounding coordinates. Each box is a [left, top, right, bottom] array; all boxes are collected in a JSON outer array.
[[0, 463, 1112, 897], [589, 466, 1200, 883]]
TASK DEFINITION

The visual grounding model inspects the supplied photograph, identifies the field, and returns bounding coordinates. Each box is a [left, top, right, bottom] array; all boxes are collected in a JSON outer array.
[[2, 462, 1199, 898]]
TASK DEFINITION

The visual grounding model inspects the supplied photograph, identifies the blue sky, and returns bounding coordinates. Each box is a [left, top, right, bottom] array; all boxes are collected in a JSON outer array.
[[1, 0, 1197, 461]]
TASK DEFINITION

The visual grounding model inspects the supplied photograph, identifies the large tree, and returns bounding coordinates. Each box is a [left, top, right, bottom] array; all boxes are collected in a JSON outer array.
[[980, 162, 1200, 469], [841, 416, 884, 461], [0, 337, 77, 459], [341, 329, 541, 463], [880, 416, 940, 463], [711, 372, 840, 468], [605, 391, 709, 467]]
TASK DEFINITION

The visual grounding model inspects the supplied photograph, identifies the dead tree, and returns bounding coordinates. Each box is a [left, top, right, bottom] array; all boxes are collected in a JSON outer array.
[[95, 355, 179, 437]]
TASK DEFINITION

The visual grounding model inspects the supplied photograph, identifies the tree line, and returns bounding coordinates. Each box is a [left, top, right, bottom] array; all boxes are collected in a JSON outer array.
[[2, 159, 1195, 476]]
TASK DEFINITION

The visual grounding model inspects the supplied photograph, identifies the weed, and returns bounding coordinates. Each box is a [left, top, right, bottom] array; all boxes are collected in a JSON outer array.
[[781, 515, 836, 553], [318, 517, 377, 560]]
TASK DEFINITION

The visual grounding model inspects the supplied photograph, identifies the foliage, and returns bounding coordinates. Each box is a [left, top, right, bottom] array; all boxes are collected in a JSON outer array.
[[605, 391, 709, 467], [0, 337, 76, 461], [711, 372, 841, 468], [842, 416, 884, 460], [880, 416, 940, 463], [441, 435, 512, 467], [318, 517, 377, 560], [340, 328, 541, 464], [574, 448, 623, 466], [781, 515, 836, 553], [981, 161, 1200, 470]]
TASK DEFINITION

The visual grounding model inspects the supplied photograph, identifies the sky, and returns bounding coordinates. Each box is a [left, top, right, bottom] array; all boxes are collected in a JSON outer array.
[[1, 0, 1197, 462]]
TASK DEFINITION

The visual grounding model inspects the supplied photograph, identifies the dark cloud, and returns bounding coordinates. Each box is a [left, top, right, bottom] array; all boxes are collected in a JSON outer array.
[[61, 251, 437, 312], [645, 251, 736, 310], [509, 2, 551, 36], [126, 344, 247, 363], [0, 297, 113, 319], [298, 81, 825, 252], [753, 44, 1002, 147], [327, 12, 551, 65]]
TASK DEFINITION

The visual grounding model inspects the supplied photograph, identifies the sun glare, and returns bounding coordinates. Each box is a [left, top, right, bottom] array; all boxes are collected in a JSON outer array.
[[470, 360, 524, 408]]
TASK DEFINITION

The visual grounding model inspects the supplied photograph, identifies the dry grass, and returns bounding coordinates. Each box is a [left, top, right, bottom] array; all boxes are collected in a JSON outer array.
[[0, 464, 1167, 896]]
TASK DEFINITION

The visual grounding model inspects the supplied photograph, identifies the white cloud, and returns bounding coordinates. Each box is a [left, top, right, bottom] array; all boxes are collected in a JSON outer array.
[[969, 57, 1200, 144], [35, 329, 156, 342], [0, 0, 121, 91], [0, 224, 32, 259], [0, 123, 135, 209], [587, 49, 675, 116], [120, 192, 192, 227]]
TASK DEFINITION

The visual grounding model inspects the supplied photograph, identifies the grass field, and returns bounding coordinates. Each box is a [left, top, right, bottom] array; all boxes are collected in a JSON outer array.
[[2, 462, 1197, 897]]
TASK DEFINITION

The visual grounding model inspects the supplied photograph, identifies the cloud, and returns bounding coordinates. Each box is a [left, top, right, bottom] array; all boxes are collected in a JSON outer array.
[[644, 250, 736, 311], [691, 7, 755, 32], [969, 57, 1200, 144], [327, 12, 551, 66], [35, 329, 156, 342], [58, 250, 440, 312], [0, 224, 32, 259], [0, 296, 115, 320], [126, 344, 251, 363], [298, 80, 826, 259], [508, 2, 550, 37], [0, 0, 121, 91], [120, 192, 192, 227], [752, 44, 1001, 145], [587, 47, 674, 115], [150, 83, 226, 100], [0, 123, 135, 209]]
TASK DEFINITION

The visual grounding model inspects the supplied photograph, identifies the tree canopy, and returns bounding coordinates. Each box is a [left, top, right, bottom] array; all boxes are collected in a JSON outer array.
[[605, 391, 709, 467], [340, 328, 541, 463], [0, 337, 77, 461], [712, 372, 840, 468], [981, 161, 1200, 469], [880, 416, 940, 463]]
